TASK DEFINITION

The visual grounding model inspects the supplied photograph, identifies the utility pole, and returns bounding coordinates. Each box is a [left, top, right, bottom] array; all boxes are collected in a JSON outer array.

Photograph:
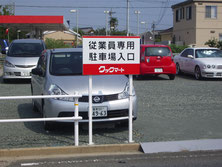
[[104, 11, 110, 36], [126, 0, 130, 36], [134, 10, 140, 36], [152, 21, 155, 45]]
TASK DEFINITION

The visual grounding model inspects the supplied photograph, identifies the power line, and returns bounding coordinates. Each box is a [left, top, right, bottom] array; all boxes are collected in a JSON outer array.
[[12, 5, 172, 9]]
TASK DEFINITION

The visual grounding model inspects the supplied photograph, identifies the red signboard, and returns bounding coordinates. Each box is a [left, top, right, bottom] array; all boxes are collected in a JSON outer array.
[[83, 36, 140, 75]]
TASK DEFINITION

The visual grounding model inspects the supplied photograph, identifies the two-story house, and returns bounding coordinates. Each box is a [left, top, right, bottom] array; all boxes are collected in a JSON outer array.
[[172, 0, 222, 47]]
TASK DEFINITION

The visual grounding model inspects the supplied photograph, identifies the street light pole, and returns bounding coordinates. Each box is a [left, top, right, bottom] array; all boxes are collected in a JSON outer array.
[[70, 9, 79, 47], [126, 0, 130, 36], [134, 10, 140, 36], [141, 21, 148, 33], [104, 11, 110, 36], [152, 21, 155, 45]]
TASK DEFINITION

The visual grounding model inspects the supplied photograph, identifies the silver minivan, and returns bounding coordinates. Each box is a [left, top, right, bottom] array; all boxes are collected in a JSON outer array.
[[3, 39, 46, 82], [31, 48, 137, 130]]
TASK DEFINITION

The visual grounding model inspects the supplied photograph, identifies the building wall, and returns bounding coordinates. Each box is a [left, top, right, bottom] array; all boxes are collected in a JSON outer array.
[[195, 1, 222, 46], [172, 0, 222, 47], [173, 3, 197, 46], [160, 33, 172, 42]]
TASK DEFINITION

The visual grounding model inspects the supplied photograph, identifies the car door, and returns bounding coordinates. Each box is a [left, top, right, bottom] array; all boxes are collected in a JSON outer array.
[[32, 53, 47, 109], [144, 46, 172, 68], [184, 49, 195, 73], [177, 49, 188, 72]]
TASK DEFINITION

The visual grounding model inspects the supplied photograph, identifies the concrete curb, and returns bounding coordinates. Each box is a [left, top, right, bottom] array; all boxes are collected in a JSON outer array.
[[0, 143, 142, 159]]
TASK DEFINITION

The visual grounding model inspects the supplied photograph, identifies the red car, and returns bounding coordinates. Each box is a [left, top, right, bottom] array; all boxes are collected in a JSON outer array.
[[136, 44, 176, 80]]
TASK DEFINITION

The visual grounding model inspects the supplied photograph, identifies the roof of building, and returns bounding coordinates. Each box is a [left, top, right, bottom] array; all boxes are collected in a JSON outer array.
[[0, 15, 69, 31], [159, 27, 173, 35], [172, 0, 222, 9], [43, 29, 80, 37]]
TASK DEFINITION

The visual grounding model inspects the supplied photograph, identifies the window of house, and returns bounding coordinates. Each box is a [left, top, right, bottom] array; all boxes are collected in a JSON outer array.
[[176, 9, 179, 22], [206, 6, 217, 19], [186, 6, 192, 20], [219, 34, 222, 41]]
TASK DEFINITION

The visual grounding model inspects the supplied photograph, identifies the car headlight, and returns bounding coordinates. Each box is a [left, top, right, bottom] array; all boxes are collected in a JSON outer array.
[[48, 84, 73, 101], [4, 60, 15, 68], [203, 64, 216, 69], [118, 82, 135, 100]]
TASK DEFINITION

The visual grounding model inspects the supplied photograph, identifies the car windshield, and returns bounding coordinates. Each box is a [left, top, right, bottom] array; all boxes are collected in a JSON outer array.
[[8, 43, 44, 57], [50, 52, 82, 76], [145, 47, 171, 56], [195, 49, 222, 58]]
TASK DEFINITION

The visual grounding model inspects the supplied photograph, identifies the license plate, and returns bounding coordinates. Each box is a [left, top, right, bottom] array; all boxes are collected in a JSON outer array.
[[92, 106, 107, 117], [154, 68, 163, 72], [21, 72, 30, 76]]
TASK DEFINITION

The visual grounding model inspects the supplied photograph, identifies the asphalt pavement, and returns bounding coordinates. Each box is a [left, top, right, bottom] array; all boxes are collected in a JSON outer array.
[[6, 150, 222, 167], [0, 69, 222, 148]]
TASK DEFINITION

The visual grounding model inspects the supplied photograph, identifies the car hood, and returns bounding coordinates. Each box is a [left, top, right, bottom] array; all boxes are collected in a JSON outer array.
[[6, 56, 39, 66], [196, 58, 222, 64], [48, 75, 129, 95]]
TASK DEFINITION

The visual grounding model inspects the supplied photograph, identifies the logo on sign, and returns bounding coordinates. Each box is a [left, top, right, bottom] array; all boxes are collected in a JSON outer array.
[[98, 66, 125, 74]]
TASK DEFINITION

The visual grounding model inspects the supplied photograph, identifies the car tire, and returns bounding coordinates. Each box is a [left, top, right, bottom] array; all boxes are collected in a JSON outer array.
[[32, 100, 39, 112], [194, 66, 202, 80], [42, 103, 54, 131], [176, 63, 182, 75], [2, 79, 10, 83], [168, 74, 175, 80]]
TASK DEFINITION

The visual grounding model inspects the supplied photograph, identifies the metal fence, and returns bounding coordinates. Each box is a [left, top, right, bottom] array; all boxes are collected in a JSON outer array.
[[0, 93, 133, 147], [0, 94, 82, 146]]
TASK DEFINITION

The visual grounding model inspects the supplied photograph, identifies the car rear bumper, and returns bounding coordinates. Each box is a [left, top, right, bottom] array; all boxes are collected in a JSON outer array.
[[43, 95, 137, 123], [140, 63, 176, 75]]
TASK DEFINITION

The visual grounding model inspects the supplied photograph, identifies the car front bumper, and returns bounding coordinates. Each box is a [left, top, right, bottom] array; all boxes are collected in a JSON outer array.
[[43, 96, 137, 123], [3, 66, 35, 79], [201, 69, 222, 78]]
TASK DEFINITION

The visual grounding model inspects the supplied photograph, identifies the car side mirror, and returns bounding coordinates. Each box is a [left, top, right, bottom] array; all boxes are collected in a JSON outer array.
[[187, 55, 194, 59], [31, 68, 43, 76]]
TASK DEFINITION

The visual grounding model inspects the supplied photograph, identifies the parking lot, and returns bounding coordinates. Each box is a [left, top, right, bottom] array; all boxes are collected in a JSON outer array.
[[0, 66, 222, 149]]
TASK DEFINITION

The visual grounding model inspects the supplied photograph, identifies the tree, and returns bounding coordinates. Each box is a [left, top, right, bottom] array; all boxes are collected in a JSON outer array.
[[109, 17, 118, 31], [205, 38, 218, 47], [72, 28, 85, 36], [94, 28, 106, 35]]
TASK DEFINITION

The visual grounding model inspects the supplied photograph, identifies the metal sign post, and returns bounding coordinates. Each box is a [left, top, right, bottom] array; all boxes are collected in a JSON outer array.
[[89, 75, 93, 145], [83, 36, 140, 144], [129, 74, 133, 143]]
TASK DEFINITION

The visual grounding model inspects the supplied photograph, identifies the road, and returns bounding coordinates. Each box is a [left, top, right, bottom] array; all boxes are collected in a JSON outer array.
[[0, 66, 222, 149], [7, 151, 222, 167]]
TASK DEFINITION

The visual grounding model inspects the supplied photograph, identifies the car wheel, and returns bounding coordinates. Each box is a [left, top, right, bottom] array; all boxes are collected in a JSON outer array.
[[194, 66, 202, 80], [42, 103, 54, 131], [32, 100, 38, 112], [168, 74, 175, 80], [176, 63, 182, 75], [3, 79, 10, 83]]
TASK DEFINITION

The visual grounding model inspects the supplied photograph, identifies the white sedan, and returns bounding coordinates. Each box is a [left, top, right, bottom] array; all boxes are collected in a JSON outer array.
[[174, 47, 222, 80]]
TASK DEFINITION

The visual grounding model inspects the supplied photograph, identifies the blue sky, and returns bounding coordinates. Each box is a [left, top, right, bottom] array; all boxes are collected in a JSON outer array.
[[1, 0, 184, 34]]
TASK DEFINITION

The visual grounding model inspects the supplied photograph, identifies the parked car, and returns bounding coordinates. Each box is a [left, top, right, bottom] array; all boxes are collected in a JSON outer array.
[[3, 39, 46, 82], [136, 44, 176, 80], [31, 48, 137, 130], [174, 47, 222, 80], [0, 39, 9, 54]]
